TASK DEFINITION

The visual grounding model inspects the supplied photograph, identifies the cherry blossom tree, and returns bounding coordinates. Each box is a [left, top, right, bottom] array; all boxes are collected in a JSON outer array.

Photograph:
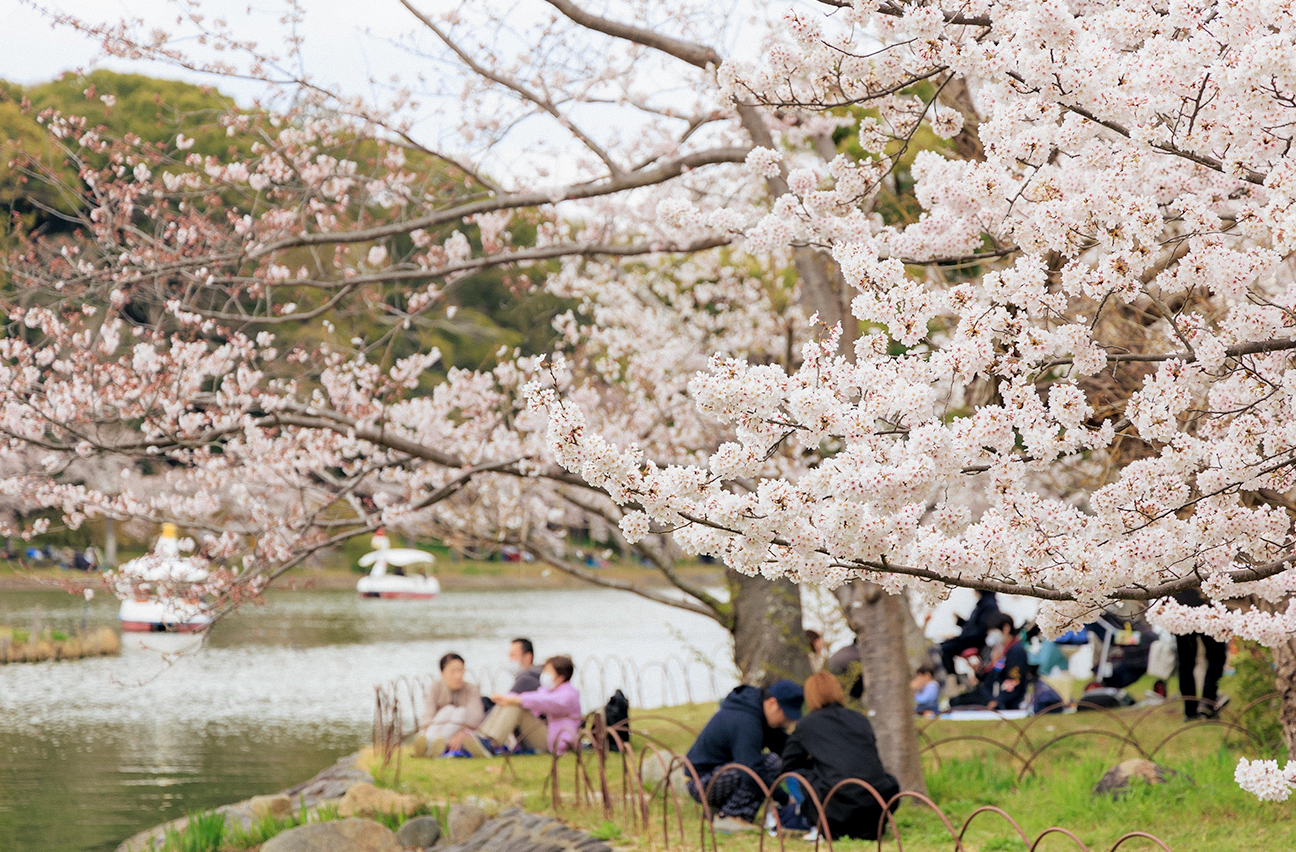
[[2, 0, 834, 709], [524, 0, 1296, 798], [13, 0, 1296, 799]]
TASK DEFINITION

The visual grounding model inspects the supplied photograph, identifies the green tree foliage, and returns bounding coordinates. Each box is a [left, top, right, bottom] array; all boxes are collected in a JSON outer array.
[[2, 70, 568, 373]]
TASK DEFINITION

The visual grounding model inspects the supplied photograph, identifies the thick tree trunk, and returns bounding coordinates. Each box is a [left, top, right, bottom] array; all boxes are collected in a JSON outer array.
[[729, 569, 812, 686], [899, 589, 932, 673], [835, 582, 927, 794], [1270, 636, 1296, 755]]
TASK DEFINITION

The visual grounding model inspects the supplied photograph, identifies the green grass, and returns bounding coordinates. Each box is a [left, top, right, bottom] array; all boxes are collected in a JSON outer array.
[[369, 699, 1296, 852], [157, 810, 225, 852], [152, 799, 364, 851]]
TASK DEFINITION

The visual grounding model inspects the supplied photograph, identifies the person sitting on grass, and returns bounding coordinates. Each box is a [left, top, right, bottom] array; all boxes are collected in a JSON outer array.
[[911, 665, 941, 717], [474, 638, 545, 750], [684, 680, 804, 834], [948, 614, 1031, 710], [412, 652, 485, 757], [474, 655, 582, 756], [780, 672, 900, 841]]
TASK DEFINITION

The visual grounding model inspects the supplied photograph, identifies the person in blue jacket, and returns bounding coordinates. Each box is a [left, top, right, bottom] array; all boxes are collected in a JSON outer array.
[[685, 680, 804, 832]]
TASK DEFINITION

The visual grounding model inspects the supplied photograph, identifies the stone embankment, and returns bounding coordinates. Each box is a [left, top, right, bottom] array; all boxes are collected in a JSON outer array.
[[117, 755, 619, 852]]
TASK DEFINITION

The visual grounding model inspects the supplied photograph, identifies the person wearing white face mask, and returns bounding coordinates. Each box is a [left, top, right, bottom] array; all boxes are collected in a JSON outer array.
[[948, 614, 1031, 710], [473, 655, 582, 756], [503, 638, 543, 693]]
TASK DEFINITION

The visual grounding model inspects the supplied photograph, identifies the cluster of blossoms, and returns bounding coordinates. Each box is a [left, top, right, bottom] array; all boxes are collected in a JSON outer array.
[[1237, 758, 1296, 802], [538, 0, 1296, 648]]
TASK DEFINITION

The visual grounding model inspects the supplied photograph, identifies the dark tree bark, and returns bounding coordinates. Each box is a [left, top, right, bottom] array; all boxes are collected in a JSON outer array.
[[835, 582, 927, 794], [730, 569, 812, 685], [1268, 634, 1296, 754]]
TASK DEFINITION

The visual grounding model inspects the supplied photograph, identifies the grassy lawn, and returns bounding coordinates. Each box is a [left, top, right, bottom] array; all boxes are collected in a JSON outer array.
[[368, 698, 1295, 852]]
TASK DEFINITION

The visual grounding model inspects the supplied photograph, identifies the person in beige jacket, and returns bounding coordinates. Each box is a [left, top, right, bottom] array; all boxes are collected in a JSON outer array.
[[412, 653, 484, 757]]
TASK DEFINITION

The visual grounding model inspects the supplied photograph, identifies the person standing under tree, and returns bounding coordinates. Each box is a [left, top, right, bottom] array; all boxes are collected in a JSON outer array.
[[1171, 589, 1230, 720]]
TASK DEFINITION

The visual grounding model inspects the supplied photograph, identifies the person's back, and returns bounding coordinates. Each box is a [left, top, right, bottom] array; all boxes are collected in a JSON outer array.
[[785, 704, 892, 796], [960, 592, 1001, 640], [686, 685, 769, 776], [781, 673, 898, 840]]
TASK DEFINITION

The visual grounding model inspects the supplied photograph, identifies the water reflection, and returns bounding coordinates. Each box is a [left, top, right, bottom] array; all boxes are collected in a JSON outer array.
[[0, 587, 732, 852]]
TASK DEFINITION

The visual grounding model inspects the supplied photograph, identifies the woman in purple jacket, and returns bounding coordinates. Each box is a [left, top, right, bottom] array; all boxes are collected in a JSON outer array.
[[482, 655, 582, 755]]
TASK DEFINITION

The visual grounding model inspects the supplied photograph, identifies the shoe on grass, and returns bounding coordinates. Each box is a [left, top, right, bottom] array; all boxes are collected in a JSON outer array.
[[428, 736, 447, 757], [410, 734, 429, 757], [1200, 694, 1231, 719], [712, 816, 759, 834], [462, 735, 491, 758]]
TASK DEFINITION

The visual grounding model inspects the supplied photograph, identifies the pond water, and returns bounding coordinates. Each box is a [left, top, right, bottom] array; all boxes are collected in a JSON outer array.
[[0, 587, 734, 852]]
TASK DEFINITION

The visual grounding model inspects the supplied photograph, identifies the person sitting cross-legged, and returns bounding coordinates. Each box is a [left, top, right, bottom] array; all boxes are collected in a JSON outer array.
[[685, 680, 803, 834]]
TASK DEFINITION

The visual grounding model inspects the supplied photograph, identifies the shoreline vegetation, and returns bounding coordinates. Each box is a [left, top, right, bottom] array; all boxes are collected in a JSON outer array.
[[0, 557, 725, 594], [0, 624, 120, 663]]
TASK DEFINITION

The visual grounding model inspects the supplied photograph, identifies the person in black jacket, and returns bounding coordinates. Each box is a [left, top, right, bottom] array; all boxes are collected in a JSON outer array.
[[948, 614, 1030, 710], [780, 672, 900, 840], [685, 681, 803, 831], [940, 591, 1002, 678]]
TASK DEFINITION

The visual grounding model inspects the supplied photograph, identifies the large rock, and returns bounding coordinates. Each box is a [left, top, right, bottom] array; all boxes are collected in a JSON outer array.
[[1093, 759, 1183, 798], [339, 782, 425, 818], [640, 754, 689, 795], [261, 818, 401, 852], [250, 793, 294, 821], [284, 754, 375, 806], [447, 803, 488, 843], [437, 808, 612, 852], [397, 815, 443, 850]]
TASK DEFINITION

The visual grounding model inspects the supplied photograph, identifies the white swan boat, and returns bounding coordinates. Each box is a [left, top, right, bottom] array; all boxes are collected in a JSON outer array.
[[113, 524, 213, 633], [356, 547, 440, 599]]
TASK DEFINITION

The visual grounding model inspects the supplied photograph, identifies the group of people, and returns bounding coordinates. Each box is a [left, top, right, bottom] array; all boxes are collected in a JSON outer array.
[[412, 638, 583, 758], [925, 589, 1230, 720], [686, 673, 899, 840]]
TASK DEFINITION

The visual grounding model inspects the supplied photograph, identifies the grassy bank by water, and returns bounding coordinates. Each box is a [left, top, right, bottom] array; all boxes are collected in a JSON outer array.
[[0, 624, 119, 663], [368, 700, 1295, 852]]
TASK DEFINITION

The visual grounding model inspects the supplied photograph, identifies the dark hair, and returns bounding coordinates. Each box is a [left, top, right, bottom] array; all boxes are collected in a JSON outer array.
[[916, 664, 936, 677], [804, 629, 822, 644], [439, 652, 465, 672], [512, 637, 534, 659], [545, 654, 574, 683], [987, 614, 1016, 633]]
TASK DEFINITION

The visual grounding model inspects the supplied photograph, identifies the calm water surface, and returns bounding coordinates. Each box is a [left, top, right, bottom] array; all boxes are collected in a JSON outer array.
[[0, 587, 732, 852]]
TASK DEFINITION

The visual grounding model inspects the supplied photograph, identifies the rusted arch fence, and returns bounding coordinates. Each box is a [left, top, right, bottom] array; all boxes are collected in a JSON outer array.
[[915, 694, 1280, 784], [546, 713, 1177, 852]]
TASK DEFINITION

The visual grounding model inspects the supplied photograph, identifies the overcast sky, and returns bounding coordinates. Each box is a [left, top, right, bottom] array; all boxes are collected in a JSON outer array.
[[2, 0, 428, 99], [1, 0, 780, 184]]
